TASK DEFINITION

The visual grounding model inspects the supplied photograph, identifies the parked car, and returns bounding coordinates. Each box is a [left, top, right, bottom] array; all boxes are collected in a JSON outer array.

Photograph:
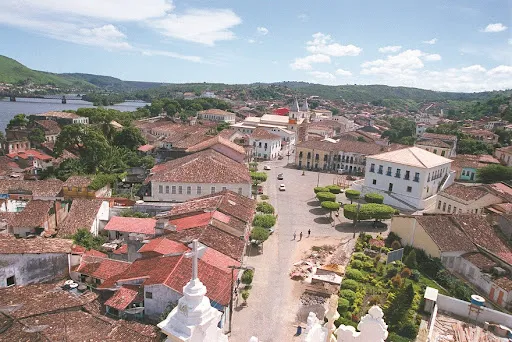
[[337, 168, 346, 174], [277, 173, 284, 180], [264, 165, 271, 170], [279, 184, 286, 191]]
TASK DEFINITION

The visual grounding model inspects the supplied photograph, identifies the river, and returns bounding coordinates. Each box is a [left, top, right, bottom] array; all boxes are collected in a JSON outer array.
[[0, 97, 149, 132]]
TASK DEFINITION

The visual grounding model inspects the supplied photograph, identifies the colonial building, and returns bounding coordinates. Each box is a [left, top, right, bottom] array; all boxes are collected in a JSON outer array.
[[62, 175, 112, 198], [358, 147, 454, 210], [34, 111, 89, 125], [462, 128, 499, 145], [34, 119, 61, 142], [450, 154, 500, 182], [143, 149, 252, 202], [249, 128, 282, 160], [415, 132, 457, 157], [197, 109, 236, 124], [495, 145, 512, 166]]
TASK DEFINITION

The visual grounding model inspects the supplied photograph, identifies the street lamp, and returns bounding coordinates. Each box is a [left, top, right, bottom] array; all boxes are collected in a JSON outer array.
[[227, 265, 255, 333]]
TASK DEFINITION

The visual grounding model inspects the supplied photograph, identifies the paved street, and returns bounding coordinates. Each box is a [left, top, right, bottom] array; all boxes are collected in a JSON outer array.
[[229, 158, 387, 342]]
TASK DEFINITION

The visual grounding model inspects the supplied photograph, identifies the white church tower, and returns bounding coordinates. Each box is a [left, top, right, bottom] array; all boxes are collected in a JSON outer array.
[[158, 240, 229, 342]]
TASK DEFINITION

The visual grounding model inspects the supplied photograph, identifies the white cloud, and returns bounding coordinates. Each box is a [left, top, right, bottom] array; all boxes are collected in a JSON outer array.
[[257, 27, 269, 35], [461, 64, 486, 73], [361, 49, 427, 75], [482, 23, 508, 33], [290, 54, 331, 70], [306, 33, 362, 56], [149, 9, 242, 45], [422, 38, 438, 45], [378, 45, 402, 53], [487, 65, 512, 76], [335, 69, 352, 76], [509, 39, 512, 45], [248, 39, 256, 44], [309, 71, 336, 80], [423, 53, 442, 61], [140, 49, 202, 62], [298, 14, 309, 22]]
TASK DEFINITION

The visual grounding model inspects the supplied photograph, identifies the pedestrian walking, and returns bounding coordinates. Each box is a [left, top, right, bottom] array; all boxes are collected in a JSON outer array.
[[293, 232, 296, 240], [299, 232, 303, 241], [307, 229, 311, 237]]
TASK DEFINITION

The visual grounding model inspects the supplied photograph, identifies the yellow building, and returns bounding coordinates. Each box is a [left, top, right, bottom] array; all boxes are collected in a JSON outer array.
[[295, 140, 336, 170], [415, 140, 451, 157], [62, 175, 111, 199]]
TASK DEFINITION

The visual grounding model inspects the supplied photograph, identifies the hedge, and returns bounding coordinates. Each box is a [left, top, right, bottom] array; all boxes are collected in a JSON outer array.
[[343, 203, 395, 221], [339, 289, 357, 303], [364, 193, 384, 204], [321, 201, 340, 211], [344, 268, 364, 281], [241, 269, 254, 284], [326, 185, 341, 194], [345, 189, 360, 201], [252, 214, 276, 229], [340, 279, 359, 291], [316, 191, 336, 202], [314, 186, 329, 194], [250, 227, 270, 241], [250, 172, 267, 182]]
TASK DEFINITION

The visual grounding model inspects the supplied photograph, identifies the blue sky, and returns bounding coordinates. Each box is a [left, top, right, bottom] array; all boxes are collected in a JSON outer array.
[[0, 0, 510, 92]]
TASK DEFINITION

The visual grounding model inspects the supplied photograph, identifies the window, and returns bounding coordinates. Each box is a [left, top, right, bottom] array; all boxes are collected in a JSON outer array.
[[165, 186, 169, 194], [378, 165, 383, 174], [299, 151, 303, 158], [386, 167, 392, 176], [442, 202, 446, 212], [407, 186, 412, 192], [187, 186, 191, 195], [145, 292, 153, 299], [178, 186, 183, 194], [307, 152, 311, 159], [448, 205, 451, 212], [315, 154, 319, 160], [171, 186, 176, 194], [222, 186, 227, 191], [404, 170, 410, 180], [238, 187, 243, 195], [6, 275, 15, 287], [197, 186, 202, 195], [258, 142, 262, 148], [413, 172, 420, 182], [211, 186, 216, 194], [158, 185, 163, 193], [441, 150, 446, 157], [453, 206, 457, 213], [433, 149, 438, 154], [438, 200, 441, 209], [372, 179, 376, 185], [370, 163, 375, 172], [395, 168, 401, 178]]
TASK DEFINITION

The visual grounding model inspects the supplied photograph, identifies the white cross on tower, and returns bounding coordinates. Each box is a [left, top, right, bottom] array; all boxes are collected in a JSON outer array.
[[185, 239, 205, 280]]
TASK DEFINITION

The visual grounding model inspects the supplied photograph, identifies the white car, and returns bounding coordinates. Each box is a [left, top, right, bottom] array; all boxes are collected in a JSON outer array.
[[279, 184, 286, 191], [263, 165, 271, 170]]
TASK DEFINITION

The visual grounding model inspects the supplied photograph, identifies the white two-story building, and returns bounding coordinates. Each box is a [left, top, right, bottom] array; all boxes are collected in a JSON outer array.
[[355, 146, 454, 210], [197, 109, 236, 124], [249, 128, 282, 160]]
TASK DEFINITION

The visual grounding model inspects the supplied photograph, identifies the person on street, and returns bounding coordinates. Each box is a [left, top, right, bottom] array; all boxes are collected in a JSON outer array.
[[293, 232, 296, 240], [308, 229, 311, 237], [299, 232, 303, 241]]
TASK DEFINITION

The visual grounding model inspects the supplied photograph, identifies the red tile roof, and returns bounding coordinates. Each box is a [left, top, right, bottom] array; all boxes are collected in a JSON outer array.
[[416, 216, 477, 253], [76, 257, 131, 281], [494, 277, 512, 291], [104, 217, 157, 235], [421, 132, 457, 141], [137, 144, 155, 152], [198, 109, 234, 116], [186, 135, 245, 155], [138, 237, 189, 255], [169, 212, 214, 231], [63, 175, 93, 188], [440, 183, 489, 202], [37, 111, 82, 119], [146, 149, 251, 184], [104, 285, 142, 311], [0, 179, 63, 197], [200, 246, 240, 272], [0, 237, 73, 254], [416, 139, 451, 148], [250, 127, 281, 140], [113, 244, 128, 255], [11, 200, 53, 230], [461, 252, 497, 271], [35, 119, 62, 135], [57, 199, 103, 237], [7, 149, 53, 161], [84, 249, 108, 258]]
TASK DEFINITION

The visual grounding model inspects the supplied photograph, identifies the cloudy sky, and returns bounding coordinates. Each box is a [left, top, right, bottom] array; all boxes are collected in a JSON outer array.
[[0, 0, 510, 92]]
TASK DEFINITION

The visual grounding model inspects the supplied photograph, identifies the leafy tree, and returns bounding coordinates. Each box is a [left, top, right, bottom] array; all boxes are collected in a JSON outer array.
[[29, 127, 46, 146], [364, 193, 384, 204], [343, 203, 395, 224], [7, 114, 29, 129], [53, 158, 86, 180], [404, 250, 418, 269], [250, 172, 268, 184], [252, 214, 276, 229], [241, 289, 250, 303], [120, 210, 151, 218], [71, 228, 106, 250], [216, 122, 231, 132], [477, 164, 512, 183], [457, 138, 493, 155], [256, 202, 275, 214], [316, 191, 336, 202], [113, 126, 146, 150], [345, 189, 360, 204], [326, 185, 341, 194], [321, 201, 340, 218], [314, 186, 329, 194], [250, 227, 270, 242], [241, 269, 254, 284], [381, 117, 416, 145]]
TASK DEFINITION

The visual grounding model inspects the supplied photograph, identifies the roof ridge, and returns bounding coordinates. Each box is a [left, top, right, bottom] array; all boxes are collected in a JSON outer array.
[[162, 254, 186, 285], [409, 147, 428, 168]]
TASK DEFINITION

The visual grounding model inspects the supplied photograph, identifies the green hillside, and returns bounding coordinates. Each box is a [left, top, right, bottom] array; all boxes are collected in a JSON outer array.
[[0, 55, 95, 89]]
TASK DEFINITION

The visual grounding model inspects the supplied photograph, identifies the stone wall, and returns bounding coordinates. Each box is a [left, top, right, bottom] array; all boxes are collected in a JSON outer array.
[[0, 253, 69, 287]]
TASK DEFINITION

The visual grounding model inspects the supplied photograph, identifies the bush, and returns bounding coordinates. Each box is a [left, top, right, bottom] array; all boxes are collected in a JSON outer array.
[[345, 268, 364, 281], [399, 322, 419, 339], [404, 250, 418, 269], [350, 259, 364, 270], [352, 252, 370, 261], [252, 214, 276, 229], [345, 189, 360, 203], [387, 332, 411, 342], [343, 203, 395, 222], [339, 289, 357, 303], [385, 231, 401, 247], [316, 191, 336, 202], [401, 268, 412, 278], [241, 290, 250, 302], [340, 279, 359, 291], [321, 201, 340, 213], [241, 269, 254, 284], [391, 274, 403, 287], [314, 186, 329, 194], [250, 172, 267, 182], [250, 227, 270, 242], [256, 201, 275, 214], [260, 195, 269, 200], [364, 193, 384, 204], [326, 185, 341, 194], [391, 240, 401, 250], [410, 269, 420, 282], [369, 295, 381, 305], [338, 298, 350, 312], [249, 166, 258, 172]]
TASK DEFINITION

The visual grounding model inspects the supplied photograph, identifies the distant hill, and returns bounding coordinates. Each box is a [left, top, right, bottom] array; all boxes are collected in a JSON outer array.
[[62, 73, 165, 92], [0, 55, 96, 89]]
